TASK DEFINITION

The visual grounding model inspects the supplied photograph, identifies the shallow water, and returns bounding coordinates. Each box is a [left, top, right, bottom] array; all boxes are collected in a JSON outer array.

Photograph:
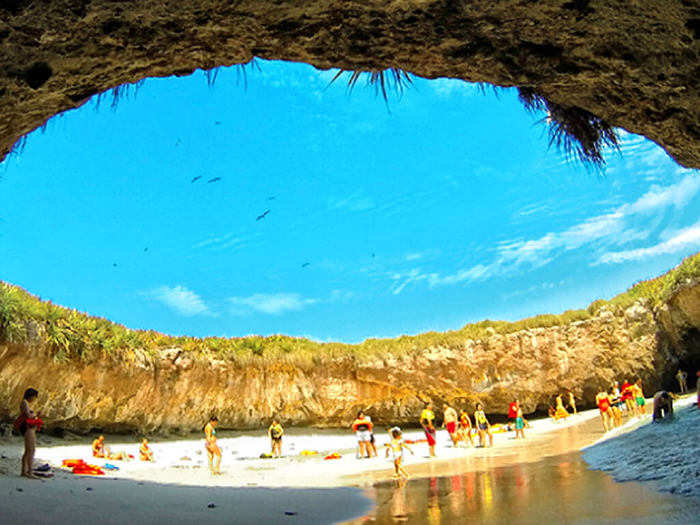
[[350, 451, 700, 524]]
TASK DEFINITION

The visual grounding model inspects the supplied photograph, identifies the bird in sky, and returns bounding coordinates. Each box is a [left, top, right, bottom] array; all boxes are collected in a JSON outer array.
[[191, 176, 202, 183], [113, 263, 117, 267], [256, 210, 270, 221], [144, 247, 148, 252], [301, 262, 310, 268], [215, 121, 222, 125], [267, 196, 276, 201], [207, 177, 222, 183], [175, 138, 181, 147]]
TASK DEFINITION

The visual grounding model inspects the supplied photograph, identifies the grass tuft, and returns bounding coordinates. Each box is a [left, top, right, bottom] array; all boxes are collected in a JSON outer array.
[[330, 68, 413, 102]]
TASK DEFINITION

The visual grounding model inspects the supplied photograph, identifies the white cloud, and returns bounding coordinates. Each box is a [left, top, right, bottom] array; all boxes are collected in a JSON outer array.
[[429, 78, 479, 98], [229, 293, 317, 315], [327, 192, 376, 212], [147, 285, 210, 316], [597, 220, 700, 264]]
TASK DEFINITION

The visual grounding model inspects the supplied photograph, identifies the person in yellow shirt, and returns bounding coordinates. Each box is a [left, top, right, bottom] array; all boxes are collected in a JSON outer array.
[[420, 402, 436, 457], [474, 403, 493, 447], [268, 419, 284, 458]]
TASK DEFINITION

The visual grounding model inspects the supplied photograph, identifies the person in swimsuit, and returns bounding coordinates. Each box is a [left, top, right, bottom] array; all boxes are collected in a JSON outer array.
[[621, 380, 635, 414], [514, 408, 526, 439], [204, 416, 221, 474], [566, 389, 577, 415], [595, 389, 612, 432], [268, 419, 284, 458], [508, 399, 519, 428], [367, 415, 378, 458], [609, 385, 623, 427], [17, 388, 41, 478], [139, 438, 154, 461], [474, 403, 493, 447], [420, 403, 437, 457], [676, 369, 688, 394], [442, 403, 459, 446], [92, 435, 126, 460], [554, 394, 570, 420], [631, 379, 646, 417], [352, 411, 374, 459], [385, 427, 414, 479], [458, 410, 474, 447]]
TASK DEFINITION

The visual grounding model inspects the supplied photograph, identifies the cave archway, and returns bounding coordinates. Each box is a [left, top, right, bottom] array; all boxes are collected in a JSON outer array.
[[1, 1, 698, 167]]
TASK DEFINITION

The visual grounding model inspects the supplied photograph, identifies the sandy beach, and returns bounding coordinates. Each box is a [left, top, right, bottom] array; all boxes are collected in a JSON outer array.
[[1, 396, 696, 524]]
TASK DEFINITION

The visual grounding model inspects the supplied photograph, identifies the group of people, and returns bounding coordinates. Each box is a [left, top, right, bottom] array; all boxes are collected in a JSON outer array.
[[595, 378, 647, 431]]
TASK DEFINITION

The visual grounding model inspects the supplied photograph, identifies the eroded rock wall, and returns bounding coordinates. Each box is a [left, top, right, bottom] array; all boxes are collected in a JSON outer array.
[[1, 282, 697, 433], [1, 1, 698, 167]]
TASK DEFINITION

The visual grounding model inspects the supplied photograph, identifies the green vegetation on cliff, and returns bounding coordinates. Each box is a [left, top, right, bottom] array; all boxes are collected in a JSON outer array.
[[1, 253, 698, 365]]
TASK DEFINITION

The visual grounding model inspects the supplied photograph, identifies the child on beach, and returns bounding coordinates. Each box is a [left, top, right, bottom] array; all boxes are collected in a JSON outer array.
[[385, 427, 414, 479], [474, 403, 493, 447], [139, 438, 154, 461], [268, 419, 284, 458], [514, 408, 525, 439], [204, 416, 222, 475]]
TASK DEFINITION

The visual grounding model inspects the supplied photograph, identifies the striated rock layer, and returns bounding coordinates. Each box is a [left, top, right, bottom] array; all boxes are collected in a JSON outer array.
[[0, 281, 698, 434], [0, 0, 699, 167]]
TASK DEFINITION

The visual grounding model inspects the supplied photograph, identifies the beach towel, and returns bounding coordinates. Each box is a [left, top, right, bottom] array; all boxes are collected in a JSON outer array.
[[324, 453, 341, 460]]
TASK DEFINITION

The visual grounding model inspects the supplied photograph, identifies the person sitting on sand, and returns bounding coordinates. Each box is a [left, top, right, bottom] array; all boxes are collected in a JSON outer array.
[[268, 419, 284, 458], [16, 388, 42, 479], [204, 416, 222, 475], [595, 389, 612, 432], [92, 435, 126, 460], [458, 409, 474, 447], [386, 427, 414, 480], [474, 403, 493, 447], [554, 394, 570, 420], [652, 391, 674, 422], [566, 389, 577, 415], [442, 403, 459, 447], [352, 411, 374, 459], [139, 438, 154, 462], [514, 408, 526, 439], [420, 403, 437, 457]]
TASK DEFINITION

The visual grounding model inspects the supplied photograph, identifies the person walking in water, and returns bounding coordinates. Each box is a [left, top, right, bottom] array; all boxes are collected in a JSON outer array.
[[204, 416, 222, 475], [676, 369, 688, 394], [595, 389, 612, 432], [268, 419, 284, 458], [566, 389, 577, 415], [15, 388, 42, 479], [474, 403, 493, 447], [385, 427, 414, 479], [420, 403, 437, 457], [442, 403, 459, 447], [352, 411, 374, 458]]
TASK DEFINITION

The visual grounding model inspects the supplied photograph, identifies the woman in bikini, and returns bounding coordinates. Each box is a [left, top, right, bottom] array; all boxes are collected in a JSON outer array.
[[458, 409, 474, 447], [17, 388, 42, 478], [204, 416, 221, 475], [352, 411, 374, 459], [474, 403, 493, 447], [595, 389, 612, 432]]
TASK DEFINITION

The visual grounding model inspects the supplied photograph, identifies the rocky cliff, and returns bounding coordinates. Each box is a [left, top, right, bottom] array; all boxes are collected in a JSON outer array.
[[1, 0, 698, 167], [1, 280, 697, 434]]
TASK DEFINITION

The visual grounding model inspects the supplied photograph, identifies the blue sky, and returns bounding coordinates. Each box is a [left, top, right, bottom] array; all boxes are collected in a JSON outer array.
[[1, 60, 698, 343]]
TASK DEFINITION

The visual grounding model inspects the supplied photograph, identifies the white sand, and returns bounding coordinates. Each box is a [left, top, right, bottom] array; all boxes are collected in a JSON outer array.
[[0, 400, 671, 524]]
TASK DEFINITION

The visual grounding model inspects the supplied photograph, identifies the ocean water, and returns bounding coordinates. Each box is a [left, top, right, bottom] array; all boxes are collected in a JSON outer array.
[[582, 403, 700, 497]]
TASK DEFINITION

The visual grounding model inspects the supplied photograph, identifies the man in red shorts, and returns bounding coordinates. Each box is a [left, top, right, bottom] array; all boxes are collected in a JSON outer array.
[[420, 402, 437, 457], [442, 403, 459, 446]]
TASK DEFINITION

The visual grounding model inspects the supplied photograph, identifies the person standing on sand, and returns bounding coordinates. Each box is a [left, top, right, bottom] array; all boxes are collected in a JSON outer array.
[[508, 399, 519, 428], [554, 394, 570, 420], [676, 369, 688, 394], [458, 409, 474, 447], [139, 438, 154, 461], [442, 403, 459, 446], [386, 427, 414, 480], [514, 408, 526, 439], [566, 389, 577, 415], [632, 379, 646, 417], [352, 411, 374, 459], [595, 389, 612, 432], [268, 419, 284, 458], [474, 403, 493, 447], [621, 380, 635, 413], [420, 403, 437, 457], [204, 416, 222, 475], [609, 386, 623, 427], [15, 388, 41, 479]]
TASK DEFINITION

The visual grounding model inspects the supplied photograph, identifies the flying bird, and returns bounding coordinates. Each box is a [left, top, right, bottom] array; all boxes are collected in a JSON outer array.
[[175, 138, 181, 147], [191, 176, 202, 183], [301, 262, 310, 268], [214, 121, 222, 125], [113, 263, 117, 267], [267, 196, 276, 201], [207, 177, 222, 183], [256, 209, 270, 221], [144, 247, 148, 252]]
